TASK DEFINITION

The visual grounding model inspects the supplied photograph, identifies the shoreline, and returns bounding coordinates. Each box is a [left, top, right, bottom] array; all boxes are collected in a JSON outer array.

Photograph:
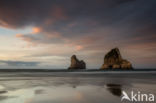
[[0, 71, 155, 79], [0, 69, 156, 72]]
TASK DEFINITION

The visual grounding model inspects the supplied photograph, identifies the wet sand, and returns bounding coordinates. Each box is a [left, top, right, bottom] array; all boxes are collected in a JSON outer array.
[[0, 72, 155, 103]]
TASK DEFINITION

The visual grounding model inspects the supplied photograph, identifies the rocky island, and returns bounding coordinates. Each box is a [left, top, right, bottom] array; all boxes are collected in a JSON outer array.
[[101, 48, 132, 69], [68, 55, 86, 69]]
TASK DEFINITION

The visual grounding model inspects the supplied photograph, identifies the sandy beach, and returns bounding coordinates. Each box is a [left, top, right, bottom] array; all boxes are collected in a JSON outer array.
[[0, 71, 155, 103]]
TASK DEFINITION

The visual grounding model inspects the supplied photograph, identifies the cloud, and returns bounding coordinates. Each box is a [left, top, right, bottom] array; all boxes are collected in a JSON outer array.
[[32, 27, 42, 34], [16, 34, 34, 42], [0, 0, 155, 39], [0, 60, 40, 67], [0, 0, 67, 28], [75, 45, 83, 51], [0, 0, 156, 68]]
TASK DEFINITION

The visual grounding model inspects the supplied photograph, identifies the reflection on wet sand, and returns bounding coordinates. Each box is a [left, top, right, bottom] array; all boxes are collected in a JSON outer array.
[[106, 84, 122, 97], [0, 91, 7, 94], [0, 96, 9, 101], [0, 73, 155, 103], [35, 89, 45, 95]]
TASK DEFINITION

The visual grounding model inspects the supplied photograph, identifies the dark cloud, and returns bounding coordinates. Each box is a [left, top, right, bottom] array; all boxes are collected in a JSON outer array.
[[10, 0, 155, 44], [0, 60, 40, 67], [0, 0, 156, 68], [0, 0, 155, 29]]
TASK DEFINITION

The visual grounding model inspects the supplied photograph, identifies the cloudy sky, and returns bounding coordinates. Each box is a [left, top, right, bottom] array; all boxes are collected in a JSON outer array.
[[0, 0, 156, 69]]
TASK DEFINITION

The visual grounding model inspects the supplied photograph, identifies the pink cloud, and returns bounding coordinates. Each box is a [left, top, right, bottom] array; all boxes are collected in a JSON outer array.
[[44, 31, 61, 39], [32, 27, 42, 34], [52, 5, 67, 20], [16, 34, 32, 42], [75, 45, 84, 51]]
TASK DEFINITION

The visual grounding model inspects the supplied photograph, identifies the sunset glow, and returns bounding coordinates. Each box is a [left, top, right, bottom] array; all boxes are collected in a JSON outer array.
[[32, 27, 41, 34], [0, 0, 156, 69]]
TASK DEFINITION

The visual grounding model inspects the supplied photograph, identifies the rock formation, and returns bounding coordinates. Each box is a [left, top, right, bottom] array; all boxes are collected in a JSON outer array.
[[101, 48, 132, 69], [68, 55, 86, 69]]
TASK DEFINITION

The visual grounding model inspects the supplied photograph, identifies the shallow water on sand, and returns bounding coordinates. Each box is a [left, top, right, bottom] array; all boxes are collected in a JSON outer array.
[[0, 72, 155, 103]]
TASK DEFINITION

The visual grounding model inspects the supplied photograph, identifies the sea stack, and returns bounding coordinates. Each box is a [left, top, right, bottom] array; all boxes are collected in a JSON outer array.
[[68, 55, 86, 69], [101, 48, 132, 69]]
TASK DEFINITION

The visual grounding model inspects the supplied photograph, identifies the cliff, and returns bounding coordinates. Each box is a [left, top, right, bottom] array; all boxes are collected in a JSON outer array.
[[68, 55, 86, 69], [101, 48, 132, 69]]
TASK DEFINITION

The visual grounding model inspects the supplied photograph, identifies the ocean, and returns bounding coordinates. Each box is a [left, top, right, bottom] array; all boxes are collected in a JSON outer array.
[[0, 71, 155, 103]]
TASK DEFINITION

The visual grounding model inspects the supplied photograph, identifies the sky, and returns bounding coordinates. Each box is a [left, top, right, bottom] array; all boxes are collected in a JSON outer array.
[[0, 0, 156, 69]]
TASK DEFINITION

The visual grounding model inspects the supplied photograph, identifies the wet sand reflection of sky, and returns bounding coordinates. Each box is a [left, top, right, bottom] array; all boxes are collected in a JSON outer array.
[[0, 75, 155, 103]]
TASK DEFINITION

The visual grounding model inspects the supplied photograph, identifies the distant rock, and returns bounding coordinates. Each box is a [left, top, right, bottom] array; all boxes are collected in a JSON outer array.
[[101, 48, 132, 69], [68, 55, 86, 69]]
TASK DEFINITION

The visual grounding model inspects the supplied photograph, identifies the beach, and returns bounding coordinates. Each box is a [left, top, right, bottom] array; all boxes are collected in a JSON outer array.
[[0, 71, 155, 103]]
